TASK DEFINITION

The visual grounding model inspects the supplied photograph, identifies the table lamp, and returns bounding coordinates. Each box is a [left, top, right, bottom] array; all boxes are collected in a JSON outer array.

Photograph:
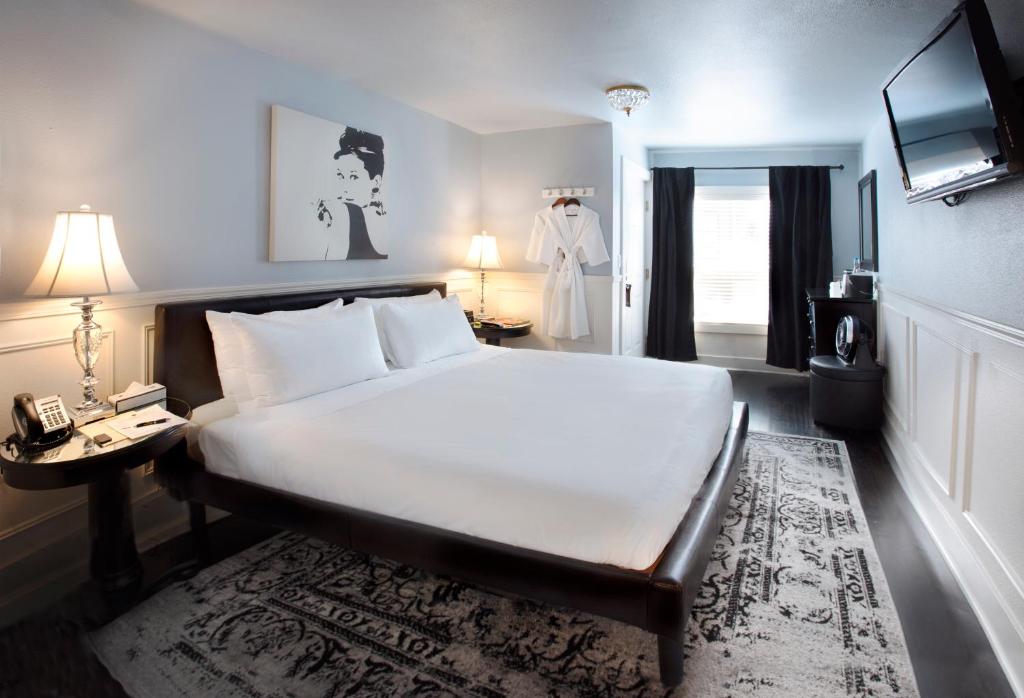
[[463, 231, 503, 319], [25, 205, 138, 422]]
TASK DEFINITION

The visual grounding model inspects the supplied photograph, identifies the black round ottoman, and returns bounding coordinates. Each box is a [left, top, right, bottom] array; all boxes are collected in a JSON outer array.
[[809, 355, 886, 430]]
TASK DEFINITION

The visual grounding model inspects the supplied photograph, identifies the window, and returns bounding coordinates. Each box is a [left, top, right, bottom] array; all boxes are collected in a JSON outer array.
[[693, 186, 770, 328]]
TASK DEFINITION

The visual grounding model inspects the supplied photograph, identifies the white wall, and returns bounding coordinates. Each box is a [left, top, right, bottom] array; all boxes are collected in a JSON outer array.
[[0, 0, 637, 619], [0, 0, 482, 300], [0, 0, 485, 623], [861, 9, 1024, 684], [862, 120, 1024, 329], [480, 124, 613, 276], [479, 124, 617, 353]]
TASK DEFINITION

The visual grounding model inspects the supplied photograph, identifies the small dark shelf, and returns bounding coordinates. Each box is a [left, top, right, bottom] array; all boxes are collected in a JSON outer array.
[[472, 323, 532, 346]]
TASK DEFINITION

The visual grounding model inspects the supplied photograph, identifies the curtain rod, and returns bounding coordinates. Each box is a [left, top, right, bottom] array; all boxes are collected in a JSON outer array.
[[691, 164, 845, 171]]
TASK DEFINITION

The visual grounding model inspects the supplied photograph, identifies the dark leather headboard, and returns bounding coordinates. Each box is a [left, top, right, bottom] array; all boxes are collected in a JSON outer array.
[[154, 281, 446, 410]]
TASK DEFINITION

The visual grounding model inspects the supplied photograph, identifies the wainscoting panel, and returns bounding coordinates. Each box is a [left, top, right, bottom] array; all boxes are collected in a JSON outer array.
[[910, 323, 966, 497], [0, 272, 469, 624], [444, 275, 478, 317], [692, 330, 800, 375], [879, 285, 1024, 695], [482, 271, 615, 354], [0, 331, 113, 539], [143, 323, 156, 385], [965, 359, 1024, 602], [879, 302, 910, 433]]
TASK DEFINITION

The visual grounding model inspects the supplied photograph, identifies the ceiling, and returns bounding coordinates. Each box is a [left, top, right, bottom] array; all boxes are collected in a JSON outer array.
[[132, 0, 1024, 148]]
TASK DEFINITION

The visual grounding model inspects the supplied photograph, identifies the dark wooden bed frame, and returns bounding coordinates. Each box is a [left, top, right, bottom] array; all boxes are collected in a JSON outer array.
[[153, 281, 749, 687]]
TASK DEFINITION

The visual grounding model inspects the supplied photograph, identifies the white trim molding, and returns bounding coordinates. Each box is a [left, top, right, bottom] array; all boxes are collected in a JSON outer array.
[[0, 272, 453, 324], [878, 284, 1024, 695], [142, 323, 156, 385]]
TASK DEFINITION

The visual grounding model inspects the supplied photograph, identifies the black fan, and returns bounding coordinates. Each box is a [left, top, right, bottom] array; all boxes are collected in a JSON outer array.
[[835, 315, 874, 367]]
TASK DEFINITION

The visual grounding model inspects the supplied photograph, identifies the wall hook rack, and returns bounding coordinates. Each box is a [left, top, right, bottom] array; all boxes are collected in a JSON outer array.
[[541, 187, 595, 199]]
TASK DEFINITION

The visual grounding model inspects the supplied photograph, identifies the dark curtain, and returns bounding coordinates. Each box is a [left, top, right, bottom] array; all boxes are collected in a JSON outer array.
[[646, 167, 697, 362], [766, 166, 834, 370]]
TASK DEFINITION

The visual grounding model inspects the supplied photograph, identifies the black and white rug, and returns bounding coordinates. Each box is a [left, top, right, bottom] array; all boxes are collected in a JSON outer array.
[[89, 433, 918, 697]]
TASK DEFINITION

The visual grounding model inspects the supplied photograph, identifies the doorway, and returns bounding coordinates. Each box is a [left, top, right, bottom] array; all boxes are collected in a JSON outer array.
[[619, 157, 650, 356]]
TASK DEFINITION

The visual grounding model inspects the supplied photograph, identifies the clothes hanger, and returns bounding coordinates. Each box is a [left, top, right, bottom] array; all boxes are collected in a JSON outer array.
[[563, 197, 581, 216], [551, 197, 568, 208]]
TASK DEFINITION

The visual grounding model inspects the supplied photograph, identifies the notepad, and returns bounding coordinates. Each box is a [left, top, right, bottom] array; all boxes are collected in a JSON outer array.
[[106, 404, 188, 440]]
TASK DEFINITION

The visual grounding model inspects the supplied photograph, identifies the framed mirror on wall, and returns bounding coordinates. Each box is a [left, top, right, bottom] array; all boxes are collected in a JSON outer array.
[[858, 170, 878, 271]]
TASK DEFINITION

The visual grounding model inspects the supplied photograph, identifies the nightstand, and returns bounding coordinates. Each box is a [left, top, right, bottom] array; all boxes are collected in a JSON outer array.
[[0, 397, 191, 620], [472, 322, 533, 346]]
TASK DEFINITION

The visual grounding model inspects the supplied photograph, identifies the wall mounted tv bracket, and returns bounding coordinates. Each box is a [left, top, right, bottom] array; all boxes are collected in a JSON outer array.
[[942, 77, 1024, 208]]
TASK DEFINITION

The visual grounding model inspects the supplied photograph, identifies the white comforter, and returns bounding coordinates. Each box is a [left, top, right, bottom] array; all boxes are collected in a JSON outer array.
[[198, 347, 734, 570]]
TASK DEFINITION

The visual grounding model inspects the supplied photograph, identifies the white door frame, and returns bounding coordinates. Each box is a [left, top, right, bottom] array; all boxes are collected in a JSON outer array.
[[619, 156, 651, 356]]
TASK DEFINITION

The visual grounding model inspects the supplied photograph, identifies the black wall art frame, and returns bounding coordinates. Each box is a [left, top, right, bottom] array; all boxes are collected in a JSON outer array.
[[858, 170, 878, 271]]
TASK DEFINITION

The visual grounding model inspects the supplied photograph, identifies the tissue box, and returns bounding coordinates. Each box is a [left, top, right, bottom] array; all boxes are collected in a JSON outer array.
[[108, 382, 167, 413]]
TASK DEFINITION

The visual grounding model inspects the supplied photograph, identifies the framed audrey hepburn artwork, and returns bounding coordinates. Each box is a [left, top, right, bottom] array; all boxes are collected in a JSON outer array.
[[270, 104, 388, 261]]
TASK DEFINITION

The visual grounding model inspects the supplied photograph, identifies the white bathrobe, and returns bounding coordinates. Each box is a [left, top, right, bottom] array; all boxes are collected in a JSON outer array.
[[526, 204, 610, 340]]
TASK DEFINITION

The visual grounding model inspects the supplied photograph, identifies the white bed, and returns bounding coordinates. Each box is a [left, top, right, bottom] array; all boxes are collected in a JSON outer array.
[[192, 346, 733, 571]]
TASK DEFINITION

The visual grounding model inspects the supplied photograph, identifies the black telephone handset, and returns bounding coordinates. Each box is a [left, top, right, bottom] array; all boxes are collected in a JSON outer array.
[[11, 393, 73, 452]]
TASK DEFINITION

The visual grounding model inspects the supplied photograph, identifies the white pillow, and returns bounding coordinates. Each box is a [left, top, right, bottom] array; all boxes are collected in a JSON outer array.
[[353, 290, 442, 364], [381, 295, 480, 368], [206, 299, 344, 404], [231, 303, 387, 408]]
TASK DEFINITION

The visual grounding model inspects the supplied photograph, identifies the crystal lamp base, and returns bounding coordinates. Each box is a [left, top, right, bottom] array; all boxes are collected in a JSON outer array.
[[71, 296, 106, 416]]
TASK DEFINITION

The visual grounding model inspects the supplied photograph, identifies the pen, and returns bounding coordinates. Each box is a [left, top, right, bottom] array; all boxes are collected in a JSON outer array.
[[134, 418, 169, 427]]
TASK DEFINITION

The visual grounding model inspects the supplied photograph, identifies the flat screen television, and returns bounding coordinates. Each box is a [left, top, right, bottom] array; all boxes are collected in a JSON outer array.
[[882, 0, 1023, 203]]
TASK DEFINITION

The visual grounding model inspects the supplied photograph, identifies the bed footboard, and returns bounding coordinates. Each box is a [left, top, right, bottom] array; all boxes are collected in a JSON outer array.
[[156, 401, 749, 688], [647, 401, 749, 684]]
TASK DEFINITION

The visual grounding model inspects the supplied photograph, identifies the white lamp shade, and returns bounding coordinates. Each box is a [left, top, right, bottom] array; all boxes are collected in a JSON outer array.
[[26, 207, 139, 297], [463, 232, 503, 270]]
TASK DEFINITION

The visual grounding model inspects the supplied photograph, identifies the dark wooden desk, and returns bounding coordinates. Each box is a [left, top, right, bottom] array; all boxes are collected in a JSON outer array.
[[806, 288, 877, 359]]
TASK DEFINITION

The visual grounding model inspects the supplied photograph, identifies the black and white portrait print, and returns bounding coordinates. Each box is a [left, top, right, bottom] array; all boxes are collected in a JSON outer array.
[[270, 105, 388, 261]]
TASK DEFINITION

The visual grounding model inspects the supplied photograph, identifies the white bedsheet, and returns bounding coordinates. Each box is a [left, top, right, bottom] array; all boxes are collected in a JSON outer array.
[[198, 347, 733, 570]]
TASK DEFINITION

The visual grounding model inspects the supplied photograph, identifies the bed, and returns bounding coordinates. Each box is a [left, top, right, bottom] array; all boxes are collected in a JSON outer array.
[[153, 281, 749, 687]]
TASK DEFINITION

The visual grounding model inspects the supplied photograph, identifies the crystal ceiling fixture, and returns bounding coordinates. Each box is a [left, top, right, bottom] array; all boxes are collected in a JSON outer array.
[[605, 85, 650, 117]]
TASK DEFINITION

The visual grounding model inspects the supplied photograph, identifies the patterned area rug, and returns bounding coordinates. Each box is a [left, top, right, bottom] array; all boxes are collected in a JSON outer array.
[[89, 433, 918, 697]]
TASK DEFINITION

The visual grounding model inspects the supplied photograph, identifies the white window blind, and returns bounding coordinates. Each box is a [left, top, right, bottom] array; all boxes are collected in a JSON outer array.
[[693, 186, 770, 327]]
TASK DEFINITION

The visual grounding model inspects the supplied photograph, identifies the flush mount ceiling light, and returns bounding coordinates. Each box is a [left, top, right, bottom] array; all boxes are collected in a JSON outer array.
[[605, 85, 650, 117]]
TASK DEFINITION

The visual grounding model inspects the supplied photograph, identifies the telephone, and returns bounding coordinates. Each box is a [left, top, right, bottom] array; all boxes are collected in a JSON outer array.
[[10, 393, 73, 452]]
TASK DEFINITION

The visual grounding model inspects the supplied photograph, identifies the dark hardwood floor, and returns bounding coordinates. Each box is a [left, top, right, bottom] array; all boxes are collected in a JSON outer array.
[[0, 516, 280, 697], [730, 370, 1013, 698], [0, 371, 1012, 696]]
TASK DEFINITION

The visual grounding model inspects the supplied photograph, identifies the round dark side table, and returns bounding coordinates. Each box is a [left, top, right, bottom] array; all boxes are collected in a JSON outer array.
[[0, 397, 191, 619], [472, 322, 533, 346]]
